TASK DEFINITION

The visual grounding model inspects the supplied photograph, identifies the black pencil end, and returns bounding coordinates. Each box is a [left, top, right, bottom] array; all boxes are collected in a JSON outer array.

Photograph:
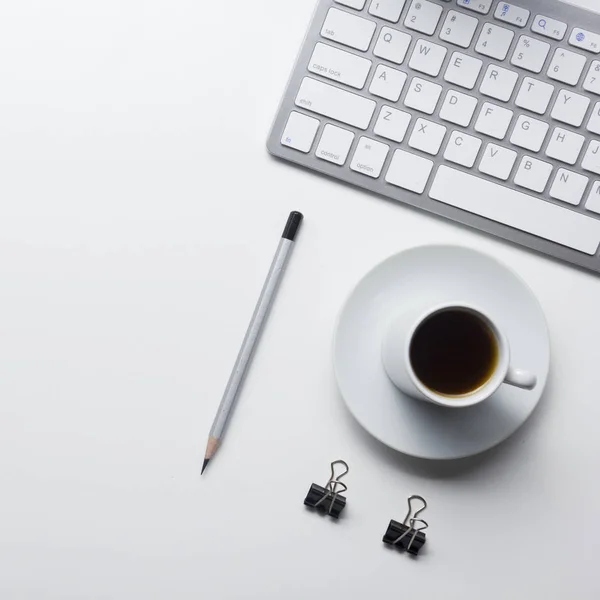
[[282, 211, 304, 241], [201, 458, 210, 475]]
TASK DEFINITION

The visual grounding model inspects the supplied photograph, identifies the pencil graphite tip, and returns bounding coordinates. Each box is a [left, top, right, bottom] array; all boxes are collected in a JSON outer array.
[[201, 458, 210, 475]]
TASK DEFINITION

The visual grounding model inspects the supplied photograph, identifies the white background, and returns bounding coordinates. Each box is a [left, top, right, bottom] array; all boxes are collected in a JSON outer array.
[[1, 1, 600, 598]]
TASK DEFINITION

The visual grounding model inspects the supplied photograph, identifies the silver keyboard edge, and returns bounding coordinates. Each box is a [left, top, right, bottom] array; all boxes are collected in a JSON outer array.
[[267, 0, 600, 275]]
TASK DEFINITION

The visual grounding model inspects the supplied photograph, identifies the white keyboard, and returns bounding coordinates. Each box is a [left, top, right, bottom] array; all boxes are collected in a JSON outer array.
[[267, 0, 600, 273]]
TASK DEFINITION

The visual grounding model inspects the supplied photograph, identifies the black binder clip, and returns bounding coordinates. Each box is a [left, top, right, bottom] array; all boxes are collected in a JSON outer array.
[[383, 495, 429, 556], [304, 460, 349, 519]]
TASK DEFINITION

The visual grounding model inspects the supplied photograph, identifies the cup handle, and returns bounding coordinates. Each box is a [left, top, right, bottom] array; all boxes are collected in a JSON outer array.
[[505, 367, 537, 390]]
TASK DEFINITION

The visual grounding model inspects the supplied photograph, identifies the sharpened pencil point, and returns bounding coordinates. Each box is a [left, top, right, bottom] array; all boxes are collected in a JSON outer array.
[[201, 458, 210, 475]]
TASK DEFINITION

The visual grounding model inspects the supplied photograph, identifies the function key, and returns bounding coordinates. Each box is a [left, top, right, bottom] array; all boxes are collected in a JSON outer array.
[[494, 3, 529, 28], [456, 0, 493, 15], [281, 112, 320, 153], [569, 28, 600, 54], [531, 15, 567, 41]]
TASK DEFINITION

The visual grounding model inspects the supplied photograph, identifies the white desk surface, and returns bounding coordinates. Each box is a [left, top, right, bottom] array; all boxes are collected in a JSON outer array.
[[1, 1, 600, 599]]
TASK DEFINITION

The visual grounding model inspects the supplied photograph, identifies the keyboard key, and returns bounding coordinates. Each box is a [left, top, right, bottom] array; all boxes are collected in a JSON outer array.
[[514, 77, 554, 114], [586, 181, 600, 214], [545, 127, 585, 165], [321, 8, 377, 51], [369, 65, 407, 101], [439, 11, 479, 48], [479, 143, 517, 180], [583, 61, 600, 95], [514, 156, 553, 193], [385, 149, 434, 193], [479, 64, 518, 101], [316, 124, 355, 165], [531, 15, 567, 41], [336, 0, 367, 9], [476, 23, 514, 61], [373, 27, 412, 64], [369, 0, 407, 22], [475, 102, 513, 139], [510, 35, 550, 73], [295, 77, 376, 129], [550, 169, 589, 205], [439, 90, 478, 126], [550, 90, 590, 127], [409, 118, 447, 155], [404, 77, 443, 114], [429, 166, 600, 255], [547, 48, 587, 86], [494, 3, 529, 28], [569, 28, 600, 54], [587, 102, 600, 134], [510, 115, 549, 152], [582, 140, 600, 175], [456, 0, 492, 15], [444, 130, 482, 167], [308, 43, 373, 89], [444, 52, 483, 89], [374, 106, 412, 142], [350, 136, 390, 177], [408, 39, 447, 76], [281, 111, 320, 152], [404, 0, 443, 35]]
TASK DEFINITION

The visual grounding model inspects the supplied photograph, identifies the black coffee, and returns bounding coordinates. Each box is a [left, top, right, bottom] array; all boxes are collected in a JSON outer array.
[[409, 310, 498, 397]]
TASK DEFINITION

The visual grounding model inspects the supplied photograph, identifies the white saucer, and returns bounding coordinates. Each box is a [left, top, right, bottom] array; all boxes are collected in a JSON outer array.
[[333, 245, 550, 460]]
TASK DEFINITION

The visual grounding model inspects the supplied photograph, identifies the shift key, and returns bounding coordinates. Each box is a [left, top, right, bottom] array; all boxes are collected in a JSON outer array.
[[295, 77, 376, 130]]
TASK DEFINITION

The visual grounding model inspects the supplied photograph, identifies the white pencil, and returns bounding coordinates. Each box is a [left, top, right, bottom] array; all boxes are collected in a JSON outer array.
[[202, 211, 303, 474]]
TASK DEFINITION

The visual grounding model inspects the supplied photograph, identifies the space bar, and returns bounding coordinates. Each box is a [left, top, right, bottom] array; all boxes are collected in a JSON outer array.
[[429, 166, 600, 256]]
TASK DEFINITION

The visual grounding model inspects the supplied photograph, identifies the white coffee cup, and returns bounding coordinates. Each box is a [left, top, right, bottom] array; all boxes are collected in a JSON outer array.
[[381, 302, 537, 408]]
